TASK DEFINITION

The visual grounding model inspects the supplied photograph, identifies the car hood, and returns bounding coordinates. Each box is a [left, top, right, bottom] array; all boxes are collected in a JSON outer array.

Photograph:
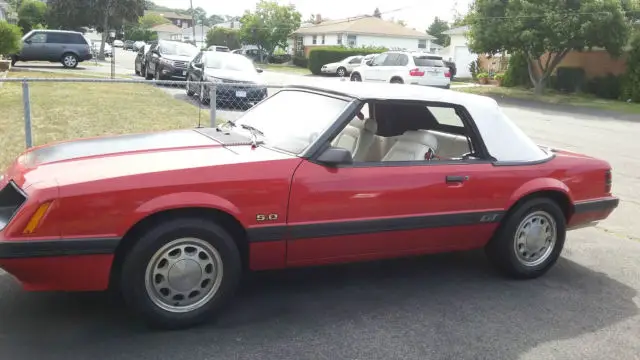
[[8, 128, 294, 190], [163, 54, 196, 62], [323, 62, 340, 68], [204, 68, 264, 84]]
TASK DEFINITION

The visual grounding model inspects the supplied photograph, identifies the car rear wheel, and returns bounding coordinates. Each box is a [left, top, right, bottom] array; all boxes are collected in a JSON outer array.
[[61, 53, 78, 68], [390, 78, 404, 84], [120, 218, 242, 330], [485, 198, 566, 279], [11, 55, 18, 66], [337, 67, 347, 77], [350, 72, 362, 82]]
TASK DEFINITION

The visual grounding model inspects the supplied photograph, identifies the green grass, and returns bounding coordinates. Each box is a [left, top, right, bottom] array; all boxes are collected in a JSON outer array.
[[457, 86, 640, 114], [0, 70, 210, 170], [261, 63, 311, 75]]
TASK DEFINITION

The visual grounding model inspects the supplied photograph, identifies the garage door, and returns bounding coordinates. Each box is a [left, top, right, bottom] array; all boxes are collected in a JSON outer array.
[[454, 46, 477, 79]]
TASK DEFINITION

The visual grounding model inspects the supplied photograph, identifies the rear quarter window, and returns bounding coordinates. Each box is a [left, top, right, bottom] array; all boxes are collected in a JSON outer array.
[[413, 56, 445, 67]]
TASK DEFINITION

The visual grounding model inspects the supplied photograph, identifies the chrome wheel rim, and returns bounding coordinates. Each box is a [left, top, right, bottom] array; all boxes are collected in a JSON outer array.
[[513, 211, 557, 267], [63, 55, 76, 67], [144, 237, 223, 313], [337, 68, 345, 76]]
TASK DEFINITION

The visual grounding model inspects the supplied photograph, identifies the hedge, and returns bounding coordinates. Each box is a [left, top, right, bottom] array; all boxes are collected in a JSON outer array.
[[307, 46, 387, 75], [0, 21, 23, 58], [622, 33, 640, 102]]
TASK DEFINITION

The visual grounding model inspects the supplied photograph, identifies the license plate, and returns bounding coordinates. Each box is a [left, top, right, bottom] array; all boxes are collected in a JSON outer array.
[[182, 70, 186, 75], [236, 90, 247, 98]]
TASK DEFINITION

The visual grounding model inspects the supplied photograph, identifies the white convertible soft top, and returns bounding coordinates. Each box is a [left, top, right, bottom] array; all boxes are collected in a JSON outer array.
[[288, 81, 551, 163]]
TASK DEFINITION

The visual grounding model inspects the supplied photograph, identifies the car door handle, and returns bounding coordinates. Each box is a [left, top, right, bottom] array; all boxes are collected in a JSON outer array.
[[445, 175, 468, 183]]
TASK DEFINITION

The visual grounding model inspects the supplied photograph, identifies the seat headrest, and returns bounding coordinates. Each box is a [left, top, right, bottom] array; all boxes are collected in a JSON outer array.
[[398, 130, 438, 150], [363, 118, 377, 133], [349, 117, 364, 128]]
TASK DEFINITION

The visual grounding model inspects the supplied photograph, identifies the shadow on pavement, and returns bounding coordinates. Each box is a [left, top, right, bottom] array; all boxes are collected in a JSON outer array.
[[0, 250, 637, 359]]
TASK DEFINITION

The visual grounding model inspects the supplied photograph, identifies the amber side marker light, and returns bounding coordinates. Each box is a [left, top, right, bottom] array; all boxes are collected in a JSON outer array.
[[22, 201, 52, 234]]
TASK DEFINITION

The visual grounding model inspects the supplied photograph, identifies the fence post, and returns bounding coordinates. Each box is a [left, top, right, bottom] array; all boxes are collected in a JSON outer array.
[[22, 80, 33, 149], [209, 84, 216, 127]]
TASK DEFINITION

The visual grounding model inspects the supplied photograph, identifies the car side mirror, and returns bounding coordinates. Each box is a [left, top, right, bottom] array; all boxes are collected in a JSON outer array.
[[365, 59, 373, 66], [316, 146, 353, 166], [256, 67, 264, 73], [193, 62, 203, 69], [24, 39, 31, 44]]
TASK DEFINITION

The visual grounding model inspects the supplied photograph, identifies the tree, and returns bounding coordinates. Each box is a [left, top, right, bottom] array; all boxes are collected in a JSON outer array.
[[373, 7, 381, 18], [206, 27, 241, 49], [427, 17, 450, 46], [239, 0, 301, 61], [17, 0, 46, 33], [622, 31, 640, 102], [207, 14, 225, 26], [46, 0, 94, 30], [0, 21, 22, 59], [139, 12, 169, 29], [467, 0, 631, 95], [395, 19, 407, 27]]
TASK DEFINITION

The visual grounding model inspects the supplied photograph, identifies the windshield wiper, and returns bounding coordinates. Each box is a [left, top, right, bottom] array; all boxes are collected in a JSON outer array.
[[240, 124, 265, 147]]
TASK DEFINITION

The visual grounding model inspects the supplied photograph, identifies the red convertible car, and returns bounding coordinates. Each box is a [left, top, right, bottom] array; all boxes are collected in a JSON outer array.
[[0, 82, 618, 329]]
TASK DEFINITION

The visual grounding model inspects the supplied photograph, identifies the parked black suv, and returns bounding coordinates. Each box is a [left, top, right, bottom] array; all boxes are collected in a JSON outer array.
[[144, 40, 199, 80]]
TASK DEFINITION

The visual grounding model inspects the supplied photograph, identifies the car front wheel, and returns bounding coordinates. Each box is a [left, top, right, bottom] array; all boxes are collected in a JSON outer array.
[[120, 218, 242, 329], [485, 197, 566, 279]]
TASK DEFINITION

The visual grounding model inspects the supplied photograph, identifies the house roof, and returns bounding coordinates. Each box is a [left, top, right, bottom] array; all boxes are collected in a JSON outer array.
[[151, 23, 183, 33], [442, 25, 469, 35], [182, 25, 211, 34], [292, 15, 435, 40], [146, 10, 192, 20]]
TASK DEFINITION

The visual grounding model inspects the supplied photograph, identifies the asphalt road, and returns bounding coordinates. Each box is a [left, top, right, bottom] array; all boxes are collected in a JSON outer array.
[[1, 48, 640, 360]]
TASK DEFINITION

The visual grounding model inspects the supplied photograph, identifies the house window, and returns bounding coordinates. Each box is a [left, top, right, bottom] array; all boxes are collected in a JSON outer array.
[[176, 19, 181, 26], [347, 34, 356, 47], [337, 33, 343, 45], [312, 35, 317, 45], [295, 36, 304, 56], [418, 39, 427, 49], [321, 35, 325, 45]]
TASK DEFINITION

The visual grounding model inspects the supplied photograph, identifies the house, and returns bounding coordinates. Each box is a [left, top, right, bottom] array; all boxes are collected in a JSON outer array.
[[213, 20, 242, 30], [428, 43, 443, 54], [439, 25, 478, 78], [291, 15, 435, 57], [151, 23, 183, 41], [145, 11, 193, 29], [182, 25, 211, 49]]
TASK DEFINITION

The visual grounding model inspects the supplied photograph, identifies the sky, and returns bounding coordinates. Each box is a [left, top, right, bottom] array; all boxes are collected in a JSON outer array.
[[150, 0, 474, 32]]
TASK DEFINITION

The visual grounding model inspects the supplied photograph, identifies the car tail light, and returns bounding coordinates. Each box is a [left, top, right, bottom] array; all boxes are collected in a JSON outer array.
[[605, 169, 612, 193], [444, 71, 451, 78], [409, 68, 424, 77]]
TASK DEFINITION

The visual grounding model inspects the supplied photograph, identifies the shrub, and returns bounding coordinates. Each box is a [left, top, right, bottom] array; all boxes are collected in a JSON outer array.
[[586, 73, 623, 100], [268, 54, 292, 64], [477, 72, 489, 79], [502, 52, 530, 88], [293, 55, 308, 68], [468, 58, 481, 80], [0, 21, 23, 59], [622, 32, 640, 102], [307, 46, 387, 75], [555, 67, 586, 93], [494, 73, 505, 81]]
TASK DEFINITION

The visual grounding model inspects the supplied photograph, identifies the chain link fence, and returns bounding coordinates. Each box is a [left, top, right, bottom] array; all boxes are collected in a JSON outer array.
[[0, 76, 284, 170]]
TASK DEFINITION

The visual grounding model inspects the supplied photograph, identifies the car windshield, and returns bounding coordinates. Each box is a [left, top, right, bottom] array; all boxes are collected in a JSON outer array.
[[160, 42, 198, 57], [233, 90, 351, 154], [413, 55, 445, 67], [205, 54, 256, 72]]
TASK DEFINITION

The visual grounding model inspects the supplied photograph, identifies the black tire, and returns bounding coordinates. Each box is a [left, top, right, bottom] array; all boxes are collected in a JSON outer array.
[[485, 198, 566, 279], [336, 67, 347, 77], [186, 79, 195, 96], [154, 68, 162, 83], [145, 63, 153, 80], [390, 78, 404, 84], [134, 64, 140, 76], [120, 218, 242, 330], [350, 72, 362, 82], [200, 86, 210, 105], [61, 53, 79, 68], [11, 55, 17, 66]]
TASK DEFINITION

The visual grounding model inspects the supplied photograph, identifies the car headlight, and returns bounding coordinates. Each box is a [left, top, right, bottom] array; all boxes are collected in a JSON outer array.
[[160, 58, 175, 66]]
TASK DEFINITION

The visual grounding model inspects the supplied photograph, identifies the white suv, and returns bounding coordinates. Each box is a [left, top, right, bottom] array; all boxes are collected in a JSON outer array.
[[350, 51, 451, 89]]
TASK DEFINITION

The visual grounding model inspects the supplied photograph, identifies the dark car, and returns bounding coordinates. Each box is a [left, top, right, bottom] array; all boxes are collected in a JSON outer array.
[[11, 29, 92, 68], [185, 51, 267, 108], [123, 40, 135, 50], [144, 40, 199, 80], [134, 43, 153, 77]]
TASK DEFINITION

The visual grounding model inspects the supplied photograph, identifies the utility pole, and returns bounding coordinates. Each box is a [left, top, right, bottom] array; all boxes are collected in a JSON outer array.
[[190, 0, 196, 44]]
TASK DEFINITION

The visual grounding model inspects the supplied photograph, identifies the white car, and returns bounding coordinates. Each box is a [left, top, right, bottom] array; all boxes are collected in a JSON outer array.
[[320, 55, 365, 77], [91, 41, 112, 57], [350, 51, 451, 89], [112, 39, 124, 47]]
